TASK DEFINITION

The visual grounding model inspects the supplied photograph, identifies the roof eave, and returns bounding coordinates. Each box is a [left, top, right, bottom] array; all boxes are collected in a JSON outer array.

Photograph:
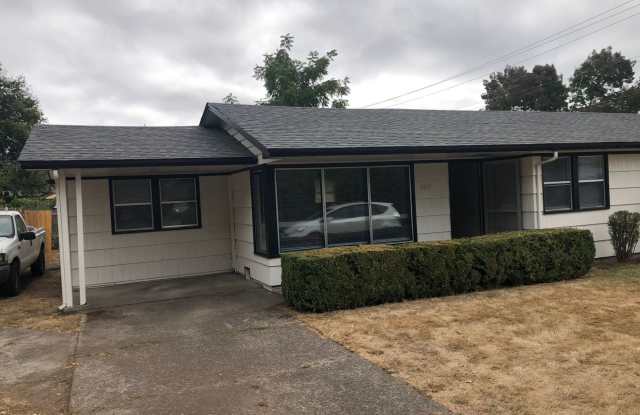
[[266, 142, 640, 157], [18, 156, 258, 170], [203, 103, 272, 157]]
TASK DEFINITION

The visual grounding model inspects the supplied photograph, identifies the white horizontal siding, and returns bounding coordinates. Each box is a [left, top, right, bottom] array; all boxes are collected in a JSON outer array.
[[67, 175, 232, 286], [414, 163, 451, 241], [539, 153, 640, 258]]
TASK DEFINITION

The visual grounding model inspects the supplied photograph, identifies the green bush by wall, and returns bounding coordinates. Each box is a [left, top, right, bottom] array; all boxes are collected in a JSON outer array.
[[281, 229, 595, 312]]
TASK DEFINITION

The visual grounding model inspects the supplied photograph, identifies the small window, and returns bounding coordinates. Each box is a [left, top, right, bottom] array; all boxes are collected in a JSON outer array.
[[110, 176, 201, 234], [542, 154, 608, 213], [577, 155, 606, 209], [159, 178, 199, 229], [542, 157, 573, 212], [14, 215, 27, 234], [111, 179, 154, 232]]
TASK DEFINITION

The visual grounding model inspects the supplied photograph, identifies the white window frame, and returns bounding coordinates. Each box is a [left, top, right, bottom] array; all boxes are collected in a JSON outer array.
[[542, 156, 573, 212], [577, 155, 606, 209], [111, 179, 155, 232], [158, 177, 199, 229]]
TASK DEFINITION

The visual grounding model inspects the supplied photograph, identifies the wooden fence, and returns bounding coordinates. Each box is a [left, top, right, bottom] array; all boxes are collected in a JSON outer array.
[[20, 209, 57, 260]]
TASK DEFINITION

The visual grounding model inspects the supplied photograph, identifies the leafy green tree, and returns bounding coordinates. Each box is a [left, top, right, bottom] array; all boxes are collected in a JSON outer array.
[[0, 64, 49, 202], [254, 34, 350, 108], [222, 93, 238, 104], [569, 47, 636, 112], [482, 64, 567, 111]]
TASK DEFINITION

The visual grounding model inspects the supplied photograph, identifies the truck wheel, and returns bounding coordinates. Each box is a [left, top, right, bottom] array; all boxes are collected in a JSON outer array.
[[31, 247, 45, 277], [5, 261, 21, 297]]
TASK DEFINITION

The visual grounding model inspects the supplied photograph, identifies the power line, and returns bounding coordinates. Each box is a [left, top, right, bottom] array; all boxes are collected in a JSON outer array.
[[362, 0, 640, 108], [385, 10, 640, 109]]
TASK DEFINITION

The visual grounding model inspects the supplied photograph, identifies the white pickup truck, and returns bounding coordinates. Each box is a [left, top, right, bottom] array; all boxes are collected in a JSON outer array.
[[0, 211, 46, 296]]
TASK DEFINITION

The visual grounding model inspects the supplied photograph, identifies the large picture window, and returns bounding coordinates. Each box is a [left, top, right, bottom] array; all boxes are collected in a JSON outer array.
[[275, 166, 413, 252], [110, 176, 200, 234], [542, 154, 608, 213]]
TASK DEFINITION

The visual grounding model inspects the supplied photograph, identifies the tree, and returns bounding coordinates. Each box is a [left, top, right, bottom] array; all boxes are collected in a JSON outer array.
[[222, 93, 238, 104], [0, 64, 48, 202], [254, 33, 350, 108], [482, 64, 567, 111], [569, 47, 637, 112]]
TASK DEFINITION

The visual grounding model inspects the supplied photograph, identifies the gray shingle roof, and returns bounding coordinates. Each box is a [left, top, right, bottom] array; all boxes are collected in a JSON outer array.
[[19, 125, 256, 168], [206, 103, 640, 156]]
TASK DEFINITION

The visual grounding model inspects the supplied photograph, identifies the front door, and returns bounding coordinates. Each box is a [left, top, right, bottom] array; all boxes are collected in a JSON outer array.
[[449, 161, 484, 238]]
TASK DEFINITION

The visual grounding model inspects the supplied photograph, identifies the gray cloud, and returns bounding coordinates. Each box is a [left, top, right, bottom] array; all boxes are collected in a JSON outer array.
[[1, 0, 638, 125]]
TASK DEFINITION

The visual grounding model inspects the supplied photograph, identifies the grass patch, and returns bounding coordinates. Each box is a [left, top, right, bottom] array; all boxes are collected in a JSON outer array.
[[0, 266, 80, 333], [300, 258, 640, 415]]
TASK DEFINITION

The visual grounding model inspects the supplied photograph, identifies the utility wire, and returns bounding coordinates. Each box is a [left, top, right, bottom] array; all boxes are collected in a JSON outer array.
[[385, 10, 640, 109], [362, 0, 640, 108]]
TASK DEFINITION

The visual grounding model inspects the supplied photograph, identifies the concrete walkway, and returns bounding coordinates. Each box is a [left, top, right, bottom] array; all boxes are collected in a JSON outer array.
[[69, 274, 450, 414]]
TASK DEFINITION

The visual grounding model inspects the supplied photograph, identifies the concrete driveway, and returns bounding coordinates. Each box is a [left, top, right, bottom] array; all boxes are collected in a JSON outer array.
[[68, 274, 450, 414]]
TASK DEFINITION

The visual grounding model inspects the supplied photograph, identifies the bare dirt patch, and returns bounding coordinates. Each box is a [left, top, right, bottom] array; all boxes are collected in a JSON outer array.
[[0, 266, 80, 333], [300, 259, 640, 415]]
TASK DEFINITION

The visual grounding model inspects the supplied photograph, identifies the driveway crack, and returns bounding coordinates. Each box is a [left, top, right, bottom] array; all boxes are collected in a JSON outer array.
[[64, 313, 86, 415]]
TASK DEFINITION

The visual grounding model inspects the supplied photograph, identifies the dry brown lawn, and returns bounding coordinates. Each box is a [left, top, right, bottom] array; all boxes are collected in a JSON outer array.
[[0, 260, 80, 333], [300, 259, 640, 415]]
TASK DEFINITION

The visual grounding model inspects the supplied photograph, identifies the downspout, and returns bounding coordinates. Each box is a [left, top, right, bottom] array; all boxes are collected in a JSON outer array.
[[535, 151, 559, 229]]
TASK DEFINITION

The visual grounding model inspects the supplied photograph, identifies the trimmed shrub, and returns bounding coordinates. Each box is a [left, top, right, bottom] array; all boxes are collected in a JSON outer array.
[[281, 229, 595, 312], [608, 210, 640, 261]]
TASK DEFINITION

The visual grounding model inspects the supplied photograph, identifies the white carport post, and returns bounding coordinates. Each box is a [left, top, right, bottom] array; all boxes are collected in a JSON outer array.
[[75, 172, 87, 305], [55, 170, 73, 309]]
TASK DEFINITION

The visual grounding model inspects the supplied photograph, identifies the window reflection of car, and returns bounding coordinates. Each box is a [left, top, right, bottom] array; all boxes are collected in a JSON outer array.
[[280, 202, 405, 239]]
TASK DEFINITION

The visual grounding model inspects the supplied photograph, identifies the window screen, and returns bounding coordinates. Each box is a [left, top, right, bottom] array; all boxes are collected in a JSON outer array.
[[577, 155, 606, 209], [159, 178, 199, 229], [542, 157, 573, 212], [112, 179, 154, 232], [542, 154, 608, 213]]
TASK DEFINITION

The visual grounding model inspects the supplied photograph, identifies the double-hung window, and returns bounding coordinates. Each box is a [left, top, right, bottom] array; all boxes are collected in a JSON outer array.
[[542, 154, 608, 213], [159, 178, 199, 229], [111, 179, 155, 232], [110, 176, 200, 233]]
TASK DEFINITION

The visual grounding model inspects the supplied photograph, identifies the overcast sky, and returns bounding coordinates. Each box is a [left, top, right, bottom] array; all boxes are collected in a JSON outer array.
[[1, 0, 638, 125]]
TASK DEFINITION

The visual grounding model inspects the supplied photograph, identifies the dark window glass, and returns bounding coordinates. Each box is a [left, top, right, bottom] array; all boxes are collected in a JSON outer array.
[[578, 155, 606, 209], [112, 179, 152, 204], [324, 168, 370, 246], [543, 184, 573, 212], [14, 215, 27, 233], [112, 179, 154, 232], [370, 166, 412, 242], [161, 203, 198, 228], [160, 178, 196, 201], [542, 157, 572, 182], [115, 205, 154, 231], [543, 157, 572, 211], [276, 170, 324, 251], [159, 178, 199, 229], [251, 171, 268, 254]]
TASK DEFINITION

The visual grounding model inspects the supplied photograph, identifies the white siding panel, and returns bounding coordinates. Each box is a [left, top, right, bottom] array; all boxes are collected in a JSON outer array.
[[538, 154, 640, 258], [414, 163, 451, 242], [67, 175, 233, 287]]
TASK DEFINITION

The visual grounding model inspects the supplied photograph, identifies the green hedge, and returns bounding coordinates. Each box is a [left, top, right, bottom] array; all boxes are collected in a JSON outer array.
[[281, 229, 595, 312]]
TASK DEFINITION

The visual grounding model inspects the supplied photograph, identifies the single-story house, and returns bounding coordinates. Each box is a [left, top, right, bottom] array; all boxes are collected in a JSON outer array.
[[18, 103, 640, 309]]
